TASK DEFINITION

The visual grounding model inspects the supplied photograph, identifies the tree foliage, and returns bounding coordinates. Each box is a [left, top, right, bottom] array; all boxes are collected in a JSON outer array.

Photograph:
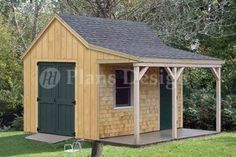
[[0, 17, 22, 115]]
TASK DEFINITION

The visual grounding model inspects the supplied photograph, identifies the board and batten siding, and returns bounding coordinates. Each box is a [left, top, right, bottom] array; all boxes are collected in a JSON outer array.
[[23, 18, 134, 140]]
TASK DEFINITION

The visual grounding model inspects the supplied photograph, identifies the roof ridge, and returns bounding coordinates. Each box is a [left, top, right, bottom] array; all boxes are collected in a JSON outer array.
[[58, 14, 147, 26], [59, 14, 222, 62]]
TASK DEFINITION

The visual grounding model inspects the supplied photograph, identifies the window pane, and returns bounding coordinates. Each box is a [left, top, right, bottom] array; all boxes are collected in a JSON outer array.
[[116, 88, 131, 107], [115, 70, 132, 87]]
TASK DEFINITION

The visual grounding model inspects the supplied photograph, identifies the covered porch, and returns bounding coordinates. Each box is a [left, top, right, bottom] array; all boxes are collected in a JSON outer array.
[[98, 58, 223, 146], [100, 128, 218, 147], [131, 61, 222, 145]]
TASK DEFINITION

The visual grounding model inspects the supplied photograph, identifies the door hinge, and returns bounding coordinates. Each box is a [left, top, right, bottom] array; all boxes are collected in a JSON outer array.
[[72, 132, 76, 136], [72, 100, 76, 105], [37, 127, 40, 131], [37, 97, 40, 102]]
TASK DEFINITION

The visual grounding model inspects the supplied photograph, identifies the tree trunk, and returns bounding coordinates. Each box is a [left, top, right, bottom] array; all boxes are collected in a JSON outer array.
[[32, 0, 42, 41], [91, 141, 103, 157], [11, 4, 27, 51]]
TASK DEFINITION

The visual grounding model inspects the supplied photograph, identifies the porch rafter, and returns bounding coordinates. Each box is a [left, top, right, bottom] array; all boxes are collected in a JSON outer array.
[[139, 66, 149, 80]]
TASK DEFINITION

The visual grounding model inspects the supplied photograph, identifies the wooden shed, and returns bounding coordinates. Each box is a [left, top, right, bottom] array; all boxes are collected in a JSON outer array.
[[22, 15, 224, 146]]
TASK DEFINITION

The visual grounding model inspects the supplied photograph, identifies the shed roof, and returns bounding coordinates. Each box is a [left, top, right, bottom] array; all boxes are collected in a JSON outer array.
[[59, 15, 221, 61]]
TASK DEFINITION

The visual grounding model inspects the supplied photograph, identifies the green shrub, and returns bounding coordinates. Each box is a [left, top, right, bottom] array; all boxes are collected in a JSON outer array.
[[183, 90, 236, 131], [221, 95, 236, 131], [11, 115, 23, 131]]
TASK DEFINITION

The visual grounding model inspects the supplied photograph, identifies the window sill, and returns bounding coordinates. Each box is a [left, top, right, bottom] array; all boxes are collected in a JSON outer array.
[[113, 106, 133, 110]]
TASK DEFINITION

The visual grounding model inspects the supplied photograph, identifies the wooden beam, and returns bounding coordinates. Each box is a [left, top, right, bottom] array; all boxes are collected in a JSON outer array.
[[133, 66, 140, 144], [164, 67, 179, 139], [210, 67, 221, 132], [140, 58, 225, 66], [211, 67, 220, 80], [164, 67, 175, 80], [134, 63, 222, 68], [176, 67, 185, 80], [216, 68, 221, 132], [97, 59, 136, 64], [139, 66, 149, 80], [172, 67, 178, 139]]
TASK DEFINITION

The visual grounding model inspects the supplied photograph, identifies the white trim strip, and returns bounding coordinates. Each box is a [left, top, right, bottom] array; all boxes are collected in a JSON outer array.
[[139, 67, 149, 80], [176, 67, 185, 79], [134, 63, 222, 68], [164, 67, 175, 80]]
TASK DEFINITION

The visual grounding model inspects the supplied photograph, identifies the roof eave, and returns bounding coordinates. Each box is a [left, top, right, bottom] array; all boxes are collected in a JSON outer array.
[[135, 57, 225, 68]]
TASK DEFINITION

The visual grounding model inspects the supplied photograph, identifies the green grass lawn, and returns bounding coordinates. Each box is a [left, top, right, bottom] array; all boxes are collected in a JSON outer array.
[[0, 132, 235, 157]]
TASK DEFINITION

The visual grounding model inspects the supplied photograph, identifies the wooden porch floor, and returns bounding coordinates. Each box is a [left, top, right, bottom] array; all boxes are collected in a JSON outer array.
[[100, 128, 218, 147]]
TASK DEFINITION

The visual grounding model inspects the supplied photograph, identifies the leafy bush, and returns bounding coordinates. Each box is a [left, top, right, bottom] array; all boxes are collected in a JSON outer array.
[[183, 88, 216, 130], [0, 125, 11, 131], [11, 115, 23, 131], [0, 17, 23, 129], [183, 70, 236, 131], [221, 95, 236, 131]]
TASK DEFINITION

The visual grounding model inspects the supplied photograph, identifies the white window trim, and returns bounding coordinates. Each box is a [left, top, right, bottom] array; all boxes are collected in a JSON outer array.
[[113, 68, 134, 109]]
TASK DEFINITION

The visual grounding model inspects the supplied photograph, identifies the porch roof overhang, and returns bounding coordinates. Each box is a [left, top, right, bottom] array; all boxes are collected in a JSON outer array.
[[134, 58, 224, 68], [130, 57, 223, 144], [97, 57, 225, 68]]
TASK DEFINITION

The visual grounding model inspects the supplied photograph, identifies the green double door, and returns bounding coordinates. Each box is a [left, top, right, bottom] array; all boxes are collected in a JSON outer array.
[[38, 62, 75, 136], [160, 68, 172, 130]]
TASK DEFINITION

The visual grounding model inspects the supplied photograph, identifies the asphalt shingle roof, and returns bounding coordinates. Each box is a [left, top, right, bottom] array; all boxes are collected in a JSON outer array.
[[59, 15, 220, 61]]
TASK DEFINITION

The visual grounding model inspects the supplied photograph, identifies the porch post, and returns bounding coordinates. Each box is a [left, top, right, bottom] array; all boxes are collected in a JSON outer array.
[[165, 67, 184, 139], [216, 70, 221, 132], [172, 67, 178, 139], [211, 67, 221, 132], [216, 68, 221, 132], [134, 66, 140, 144]]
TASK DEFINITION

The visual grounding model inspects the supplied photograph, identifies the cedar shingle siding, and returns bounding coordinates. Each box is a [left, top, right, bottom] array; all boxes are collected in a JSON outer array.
[[99, 66, 183, 138]]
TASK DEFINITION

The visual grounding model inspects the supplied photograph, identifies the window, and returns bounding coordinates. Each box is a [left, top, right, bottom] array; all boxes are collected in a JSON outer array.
[[115, 69, 132, 108]]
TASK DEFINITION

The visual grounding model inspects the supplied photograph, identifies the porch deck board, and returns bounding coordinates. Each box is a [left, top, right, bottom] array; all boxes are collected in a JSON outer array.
[[100, 128, 218, 147]]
